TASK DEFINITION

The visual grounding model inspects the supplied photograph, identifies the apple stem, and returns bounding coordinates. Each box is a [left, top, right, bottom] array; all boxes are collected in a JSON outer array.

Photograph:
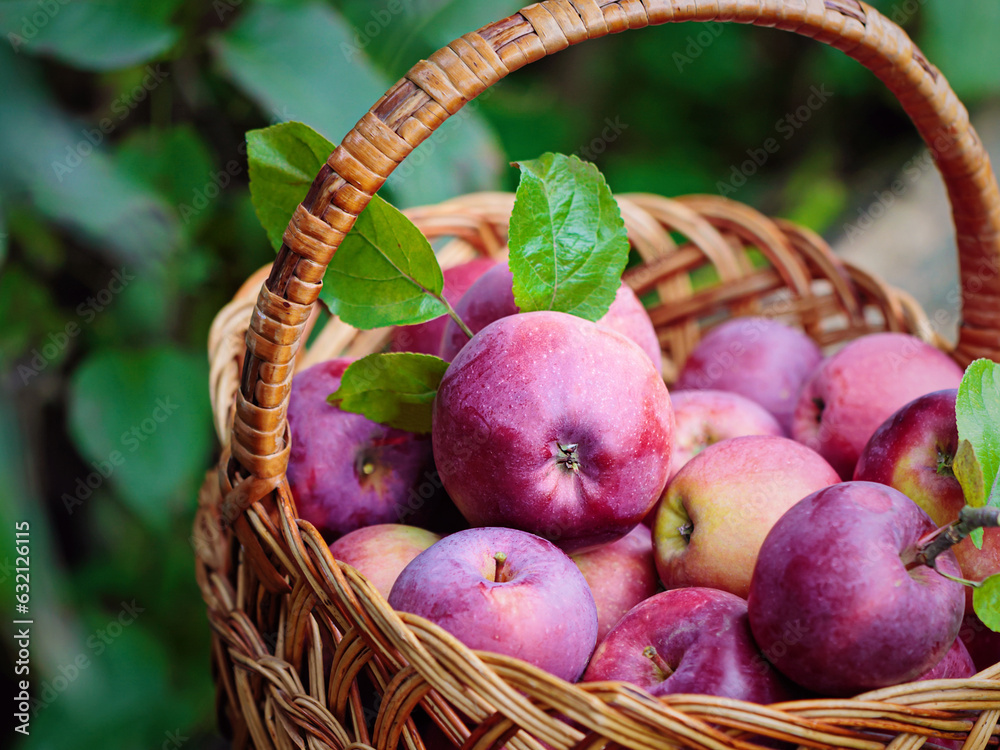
[[642, 646, 674, 679], [677, 522, 693, 544], [493, 552, 508, 582], [917, 506, 1000, 569], [557, 443, 581, 473], [935, 569, 983, 588], [438, 294, 475, 341]]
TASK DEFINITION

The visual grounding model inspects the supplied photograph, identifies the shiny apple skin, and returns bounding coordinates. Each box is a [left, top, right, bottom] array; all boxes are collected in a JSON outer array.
[[432, 311, 673, 553], [675, 317, 822, 434], [792, 333, 963, 479], [654, 435, 840, 599], [915, 637, 976, 680], [572, 525, 660, 641], [748, 482, 965, 696], [388, 527, 598, 682], [329, 524, 441, 599], [582, 587, 795, 702], [439, 261, 661, 371]]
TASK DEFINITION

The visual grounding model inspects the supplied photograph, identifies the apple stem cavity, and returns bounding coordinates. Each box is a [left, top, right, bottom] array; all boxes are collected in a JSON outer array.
[[812, 397, 825, 424], [936, 448, 956, 477], [492, 552, 509, 582], [917, 506, 1000, 571], [677, 522, 694, 544], [642, 645, 674, 679], [557, 442, 581, 473]]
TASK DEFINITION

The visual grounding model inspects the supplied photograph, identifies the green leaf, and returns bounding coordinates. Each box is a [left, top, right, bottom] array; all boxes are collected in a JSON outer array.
[[247, 121, 335, 251], [922, 0, 1000, 101], [956, 359, 1000, 509], [971, 527, 985, 550], [0, 0, 183, 71], [68, 347, 212, 531], [508, 153, 630, 321], [954, 438, 987, 508], [211, 2, 387, 142], [319, 194, 448, 328], [329, 352, 449, 433], [974, 573, 1000, 632]]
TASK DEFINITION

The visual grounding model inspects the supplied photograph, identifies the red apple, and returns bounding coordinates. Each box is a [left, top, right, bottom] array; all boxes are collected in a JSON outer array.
[[388, 527, 598, 682], [854, 389, 1000, 612], [748, 481, 965, 696], [432, 311, 673, 553], [391, 257, 496, 355], [438, 261, 661, 371], [329, 524, 441, 599], [287, 359, 441, 539], [959, 612, 1000, 671], [675, 317, 822, 433], [654, 435, 840, 599], [582, 587, 795, 702], [668, 390, 784, 481], [915, 637, 975, 680], [571, 525, 659, 641], [792, 333, 963, 479]]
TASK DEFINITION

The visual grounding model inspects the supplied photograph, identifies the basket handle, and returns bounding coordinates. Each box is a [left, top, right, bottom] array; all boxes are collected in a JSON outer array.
[[230, 0, 1000, 487]]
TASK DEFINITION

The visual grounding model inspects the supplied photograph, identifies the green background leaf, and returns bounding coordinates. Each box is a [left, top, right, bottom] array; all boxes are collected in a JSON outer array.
[[974, 574, 1000, 632], [508, 153, 630, 321], [319, 194, 448, 328], [330, 352, 449, 433], [67, 347, 212, 531], [247, 121, 335, 251], [956, 359, 1000, 509], [954, 438, 987, 508]]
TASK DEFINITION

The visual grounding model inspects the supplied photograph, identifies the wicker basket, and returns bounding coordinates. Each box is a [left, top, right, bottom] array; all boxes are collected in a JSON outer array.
[[195, 2, 1000, 748]]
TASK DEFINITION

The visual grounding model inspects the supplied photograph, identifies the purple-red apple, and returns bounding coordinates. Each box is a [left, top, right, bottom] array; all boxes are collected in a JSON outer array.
[[329, 524, 441, 599], [959, 612, 1000, 671], [287, 359, 440, 539], [439, 261, 661, 371], [668, 390, 784, 481], [432, 311, 673, 553], [392, 257, 496, 355], [792, 333, 963, 479], [388, 527, 598, 682], [571, 525, 659, 641], [582, 587, 794, 702], [675, 317, 822, 433], [915, 637, 975, 680], [654, 435, 840, 599], [748, 481, 965, 696], [854, 389, 1000, 611]]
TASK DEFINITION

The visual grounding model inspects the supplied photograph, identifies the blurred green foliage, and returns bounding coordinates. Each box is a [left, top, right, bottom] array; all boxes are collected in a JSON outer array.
[[0, 1, 997, 748]]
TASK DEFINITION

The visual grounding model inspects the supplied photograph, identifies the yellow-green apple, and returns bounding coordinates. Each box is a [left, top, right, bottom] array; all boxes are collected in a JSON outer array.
[[571, 525, 659, 641], [748, 481, 965, 696], [439, 261, 661, 371], [853, 389, 1000, 611], [433, 311, 673, 553], [675, 317, 822, 433], [392, 257, 496, 355], [653, 435, 840, 598], [387, 527, 598, 681], [329, 524, 441, 599], [581, 587, 795, 701], [287, 359, 441, 539], [915, 637, 975, 680], [668, 390, 784, 481], [792, 333, 963, 479]]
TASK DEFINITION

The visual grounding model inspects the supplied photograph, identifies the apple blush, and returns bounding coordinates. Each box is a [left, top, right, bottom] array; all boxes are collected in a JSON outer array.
[[388, 527, 598, 682], [582, 587, 795, 702], [432, 311, 673, 553], [748, 481, 965, 696]]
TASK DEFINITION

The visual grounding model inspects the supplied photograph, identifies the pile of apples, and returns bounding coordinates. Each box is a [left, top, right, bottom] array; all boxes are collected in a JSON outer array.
[[286, 255, 999, 704]]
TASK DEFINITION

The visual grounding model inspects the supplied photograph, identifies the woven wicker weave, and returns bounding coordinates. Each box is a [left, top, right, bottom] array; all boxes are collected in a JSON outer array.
[[196, 2, 1000, 749]]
